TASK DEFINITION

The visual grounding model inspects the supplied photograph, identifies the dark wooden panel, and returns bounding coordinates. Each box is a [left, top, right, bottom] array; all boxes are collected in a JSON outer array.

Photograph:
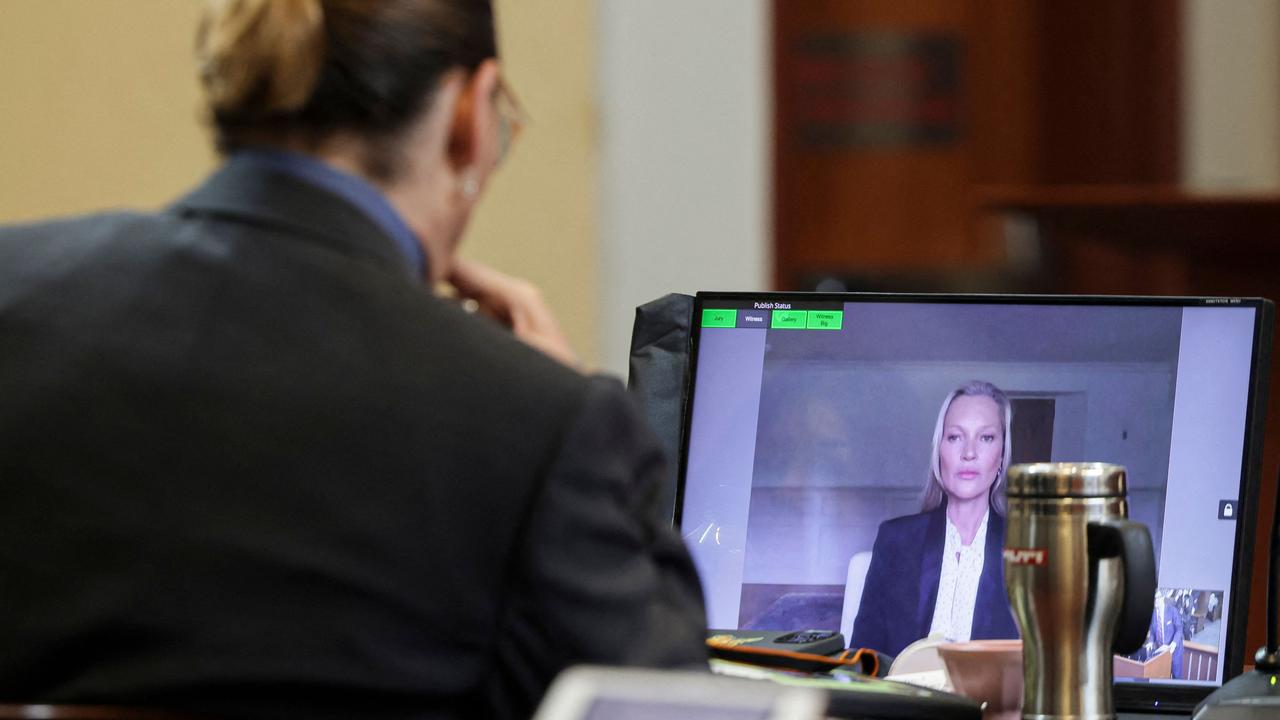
[[773, 0, 978, 289], [967, 0, 1040, 186], [773, 0, 1182, 290], [1036, 1, 1181, 184]]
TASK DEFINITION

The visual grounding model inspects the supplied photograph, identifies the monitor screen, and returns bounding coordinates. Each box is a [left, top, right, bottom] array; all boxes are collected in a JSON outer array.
[[677, 293, 1271, 705]]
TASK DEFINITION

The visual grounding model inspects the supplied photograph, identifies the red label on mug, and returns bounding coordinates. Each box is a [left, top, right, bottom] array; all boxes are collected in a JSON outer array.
[[1003, 547, 1048, 565]]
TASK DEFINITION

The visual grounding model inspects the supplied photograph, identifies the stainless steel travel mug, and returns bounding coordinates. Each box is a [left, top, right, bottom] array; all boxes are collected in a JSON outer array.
[[1004, 462, 1157, 720]]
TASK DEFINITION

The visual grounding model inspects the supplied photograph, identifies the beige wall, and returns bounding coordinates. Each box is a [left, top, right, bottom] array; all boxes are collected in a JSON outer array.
[[0, 0, 600, 365], [472, 0, 599, 365], [0, 1, 214, 221]]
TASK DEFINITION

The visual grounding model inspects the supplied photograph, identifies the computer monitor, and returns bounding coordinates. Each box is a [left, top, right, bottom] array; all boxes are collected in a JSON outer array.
[[675, 292, 1273, 713]]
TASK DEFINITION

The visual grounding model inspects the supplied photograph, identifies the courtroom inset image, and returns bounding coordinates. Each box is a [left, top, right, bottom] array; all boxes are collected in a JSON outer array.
[[1118, 588, 1225, 682]]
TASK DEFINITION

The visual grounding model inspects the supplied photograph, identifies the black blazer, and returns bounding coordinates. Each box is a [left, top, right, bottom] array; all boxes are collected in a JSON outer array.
[[0, 158, 707, 719], [848, 505, 1019, 657]]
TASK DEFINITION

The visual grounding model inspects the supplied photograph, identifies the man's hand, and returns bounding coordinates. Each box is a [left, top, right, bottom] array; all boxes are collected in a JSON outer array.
[[447, 258, 580, 369]]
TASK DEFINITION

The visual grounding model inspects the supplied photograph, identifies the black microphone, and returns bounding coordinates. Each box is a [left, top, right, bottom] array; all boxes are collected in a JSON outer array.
[[1191, 466, 1280, 718]]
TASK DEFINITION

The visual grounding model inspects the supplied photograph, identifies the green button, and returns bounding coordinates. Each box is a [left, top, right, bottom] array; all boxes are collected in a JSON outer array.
[[771, 310, 807, 329], [702, 309, 737, 328], [807, 310, 843, 330]]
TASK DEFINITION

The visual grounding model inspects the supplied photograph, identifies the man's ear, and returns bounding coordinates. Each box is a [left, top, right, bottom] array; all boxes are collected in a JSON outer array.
[[446, 58, 502, 176]]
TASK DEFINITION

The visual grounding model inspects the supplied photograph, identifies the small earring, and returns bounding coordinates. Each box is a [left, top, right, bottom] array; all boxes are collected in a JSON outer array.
[[460, 173, 480, 199]]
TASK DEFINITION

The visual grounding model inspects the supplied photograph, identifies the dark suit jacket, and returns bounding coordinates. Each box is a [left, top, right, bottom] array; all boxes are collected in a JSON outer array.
[[0, 158, 707, 719], [848, 505, 1018, 657], [1149, 598, 1185, 679]]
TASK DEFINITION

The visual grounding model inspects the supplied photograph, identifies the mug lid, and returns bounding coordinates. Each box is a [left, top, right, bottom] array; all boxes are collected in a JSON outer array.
[[1005, 462, 1127, 498]]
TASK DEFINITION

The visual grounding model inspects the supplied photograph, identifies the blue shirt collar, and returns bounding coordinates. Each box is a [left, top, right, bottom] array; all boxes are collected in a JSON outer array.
[[232, 148, 428, 280]]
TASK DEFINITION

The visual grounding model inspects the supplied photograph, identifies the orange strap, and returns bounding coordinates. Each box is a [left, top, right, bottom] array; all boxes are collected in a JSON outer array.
[[705, 639, 880, 677]]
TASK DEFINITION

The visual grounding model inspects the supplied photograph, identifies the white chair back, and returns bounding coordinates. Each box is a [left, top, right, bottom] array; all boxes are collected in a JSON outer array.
[[840, 550, 874, 642]]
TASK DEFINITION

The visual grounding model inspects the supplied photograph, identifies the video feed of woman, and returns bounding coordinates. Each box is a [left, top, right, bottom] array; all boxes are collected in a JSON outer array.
[[681, 299, 1256, 687]]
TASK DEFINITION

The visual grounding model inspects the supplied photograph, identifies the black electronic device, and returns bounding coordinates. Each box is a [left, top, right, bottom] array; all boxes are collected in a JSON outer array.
[[673, 291, 1274, 716], [708, 628, 847, 657]]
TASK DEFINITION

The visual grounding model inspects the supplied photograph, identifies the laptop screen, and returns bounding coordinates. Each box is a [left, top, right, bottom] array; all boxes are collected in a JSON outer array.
[[676, 292, 1272, 707]]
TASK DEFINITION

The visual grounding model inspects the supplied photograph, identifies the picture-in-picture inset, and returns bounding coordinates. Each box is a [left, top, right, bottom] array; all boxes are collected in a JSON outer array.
[[1116, 588, 1225, 683]]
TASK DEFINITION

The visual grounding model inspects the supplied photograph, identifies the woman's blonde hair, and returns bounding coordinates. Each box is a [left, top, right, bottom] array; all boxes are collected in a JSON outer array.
[[195, 0, 497, 179], [920, 380, 1013, 515]]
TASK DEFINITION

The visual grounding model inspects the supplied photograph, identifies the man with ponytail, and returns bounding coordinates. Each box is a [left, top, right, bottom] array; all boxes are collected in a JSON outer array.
[[0, 1, 707, 717]]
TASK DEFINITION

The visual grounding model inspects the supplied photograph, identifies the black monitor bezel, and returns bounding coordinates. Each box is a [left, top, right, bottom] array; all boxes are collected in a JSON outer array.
[[674, 291, 1273, 712]]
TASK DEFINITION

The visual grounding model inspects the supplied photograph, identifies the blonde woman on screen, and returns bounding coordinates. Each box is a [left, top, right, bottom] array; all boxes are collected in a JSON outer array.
[[849, 380, 1020, 656]]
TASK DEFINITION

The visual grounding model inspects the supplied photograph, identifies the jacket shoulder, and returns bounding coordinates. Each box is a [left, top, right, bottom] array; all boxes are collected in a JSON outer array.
[[870, 507, 948, 565], [876, 507, 938, 537], [0, 209, 155, 240], [0, 211, 172, 293], [0, 210, 169, 262]]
